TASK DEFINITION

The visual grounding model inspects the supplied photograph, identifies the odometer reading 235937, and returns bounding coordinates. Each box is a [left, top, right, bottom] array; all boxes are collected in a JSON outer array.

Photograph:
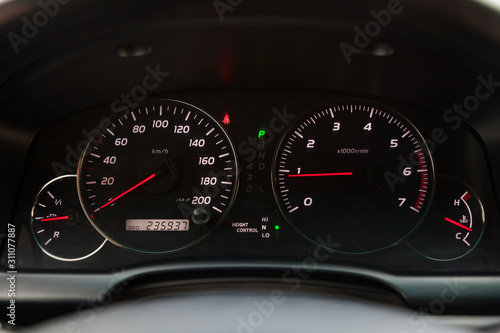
[[273, 100, 434, 254], [78, 100, 238, 253]]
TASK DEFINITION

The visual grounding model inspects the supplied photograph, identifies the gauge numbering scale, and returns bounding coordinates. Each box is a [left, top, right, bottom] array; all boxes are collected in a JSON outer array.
[[273, 100, 435, 254]]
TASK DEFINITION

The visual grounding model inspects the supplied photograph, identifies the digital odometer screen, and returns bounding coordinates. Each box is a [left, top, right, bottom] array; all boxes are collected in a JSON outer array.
[[126, 219, 189, 231]]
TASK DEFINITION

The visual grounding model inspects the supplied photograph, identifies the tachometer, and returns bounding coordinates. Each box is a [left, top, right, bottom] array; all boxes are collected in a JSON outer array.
[[78, 100, 238, 253], [272, 100, 434, 254]]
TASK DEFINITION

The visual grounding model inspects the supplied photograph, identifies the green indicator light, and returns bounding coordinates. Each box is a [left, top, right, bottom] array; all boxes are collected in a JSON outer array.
[[275, 225, 280, 230], [258, 130, 266, 138]]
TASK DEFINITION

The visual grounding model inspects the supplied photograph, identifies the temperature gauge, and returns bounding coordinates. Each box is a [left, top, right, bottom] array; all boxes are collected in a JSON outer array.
[[31, 175, 106, 261], [408, 176, 484, 261]]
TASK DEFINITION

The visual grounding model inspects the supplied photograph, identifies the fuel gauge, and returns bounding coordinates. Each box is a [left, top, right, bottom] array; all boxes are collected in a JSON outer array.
[[31, 175, 106, 261], [407, 176, 484, 261]]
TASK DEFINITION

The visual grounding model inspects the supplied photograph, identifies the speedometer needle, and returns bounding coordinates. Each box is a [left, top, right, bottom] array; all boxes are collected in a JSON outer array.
[[288, 172, 353, 178], [101, 174, 156, 209], [41, 216, 69, 222], [444, 217, 472, 232]]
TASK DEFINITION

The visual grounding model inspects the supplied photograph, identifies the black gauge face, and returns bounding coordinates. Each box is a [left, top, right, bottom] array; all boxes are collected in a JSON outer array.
[[407, 176, 484, 261], [273, 100, 435, 254], [78, 100, 238, 253], [31, 175, 106, 261]]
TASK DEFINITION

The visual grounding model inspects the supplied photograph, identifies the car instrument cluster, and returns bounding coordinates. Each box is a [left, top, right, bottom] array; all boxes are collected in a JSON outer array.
[[4, 91, 496, 273]]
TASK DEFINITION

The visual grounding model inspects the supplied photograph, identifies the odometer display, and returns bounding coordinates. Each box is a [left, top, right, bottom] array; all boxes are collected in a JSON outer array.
[[125, 219, 189, 231], [273, 100, 434, 254], [78, 100, 238, 253]]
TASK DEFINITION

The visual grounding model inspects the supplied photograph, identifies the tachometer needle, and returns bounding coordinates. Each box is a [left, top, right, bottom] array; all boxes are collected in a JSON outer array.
[[41, 216, 69, 222], [101, 174, 156, 209], [288, 172, 353, 178], [444, 217, 472, 232]]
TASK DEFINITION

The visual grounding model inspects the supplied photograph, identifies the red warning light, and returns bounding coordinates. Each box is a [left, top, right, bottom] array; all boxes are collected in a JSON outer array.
[[222, 113, 231, 125]]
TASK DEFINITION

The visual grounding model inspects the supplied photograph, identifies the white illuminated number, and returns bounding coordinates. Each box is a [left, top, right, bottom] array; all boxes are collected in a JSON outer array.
[[114, 138, 128, 146], [364, 123, 372, 131], [192, 196, 211, 205], [100, 177, 114, 185], [132, 125, 146, 133], [152, 120, 169, 128], [103, 156, 116, 164], [297, 167, 301, 174], [403, 167, 412, 176], [174, 125, 190, 133], [200, 177, 217, 185], [398, 198, 406, 207], [306, 139, 315, 149], [189, 139, 205, 147], [332, 122, 341, 131], [304, 197, 313, 206], [199, 156, 215, 165], [390, 139, 398, 148]]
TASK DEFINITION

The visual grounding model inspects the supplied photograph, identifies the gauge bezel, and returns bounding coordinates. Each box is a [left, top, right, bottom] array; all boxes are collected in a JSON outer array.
[[76, 99, 240, 254], [271, 98, 436, 254], [407, 175, 485, 261], [31, 174, 107, 262]]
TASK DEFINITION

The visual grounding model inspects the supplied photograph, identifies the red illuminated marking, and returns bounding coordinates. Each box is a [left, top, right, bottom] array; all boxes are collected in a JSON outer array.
[[289, 172, 353, 178], [414, 150, 428, 210], [100, 174, 156, 209], [445, 217, 472, 232], [463, 193, 471, 201], [41, 216, 69, 222], [222, 114, 231, 125]]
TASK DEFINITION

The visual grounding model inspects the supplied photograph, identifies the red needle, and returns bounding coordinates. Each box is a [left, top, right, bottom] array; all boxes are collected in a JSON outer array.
[[100, 174, 156, 209], [444, 217, 472, 232], [41, 216, 69, 222], [288, 172, 353, 178]]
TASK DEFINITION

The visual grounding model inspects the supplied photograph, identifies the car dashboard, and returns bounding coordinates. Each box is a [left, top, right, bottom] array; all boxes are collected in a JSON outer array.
[[2, 0, 500, 331]]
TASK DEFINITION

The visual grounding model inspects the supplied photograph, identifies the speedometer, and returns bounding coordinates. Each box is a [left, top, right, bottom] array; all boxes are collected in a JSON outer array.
[[77, 99, 238, 253], [272, 100, 434, 254]]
